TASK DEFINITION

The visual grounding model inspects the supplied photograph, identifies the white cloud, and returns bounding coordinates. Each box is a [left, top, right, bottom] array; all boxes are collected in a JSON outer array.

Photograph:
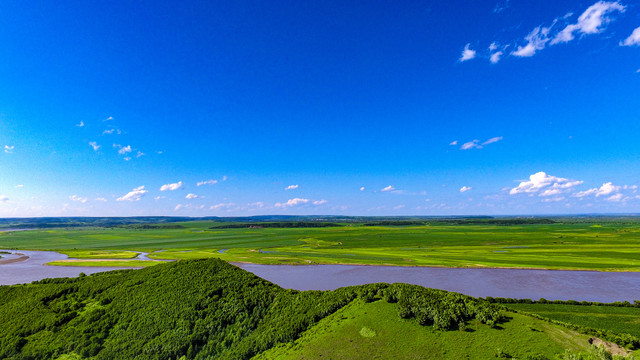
[[459, 43, 476, 62], [174, 204, 183, 211], [104, 116, 113, 121], [621, 26, 640, 46], [489, 42, 498, 51], [197, 179, 218, 186], [512, 26, 552, 57], [393, 205, 405, 210], [274, 198, 310, 208], [103, 129, 122, 135], [490, 51, 503, 64], [160, 181, 183, 191], [123, 157, 131, 161], [285, 184, 299, 190], [222, 175, 228, 181], [449, 140, 458, 145], [15, 184, 23, 188], [116, 186, 148, 202], [69, 195, 88, 203], [607, 193, 623, 202], [185, 193, 199, 199], [94, 197, 107, 202], [460, 186, 472, 193], [154, 196, 166, 200], [76, 121, 84, 127], [210, 203, 235, 210], [381, 185, 396, 192], [360, 186, 365, 191], [542, 196, 566, 202], [313, 199, 328, 205], [89, 141, 100, 151], [136, 151, 145, 158], [461, 140, 481, 150], [4, 145, 14, 153], [0, 195, 8, 202], [575, 182, 621, 198], [552, 1, 625, 44], [482, 136, 503, 145], [510, 172, 583, 195], [118, 145, 132, 155]]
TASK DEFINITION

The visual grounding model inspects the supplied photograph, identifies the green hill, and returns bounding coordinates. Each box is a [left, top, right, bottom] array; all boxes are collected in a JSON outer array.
[[0, 259, 632, 359]]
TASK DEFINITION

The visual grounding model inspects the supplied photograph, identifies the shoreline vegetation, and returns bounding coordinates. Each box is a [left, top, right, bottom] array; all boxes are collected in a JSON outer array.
[[1, 216, 640, 271]]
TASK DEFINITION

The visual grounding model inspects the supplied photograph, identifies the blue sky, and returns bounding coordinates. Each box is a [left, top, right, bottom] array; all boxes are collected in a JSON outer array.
[[1, 0, 640, 217]]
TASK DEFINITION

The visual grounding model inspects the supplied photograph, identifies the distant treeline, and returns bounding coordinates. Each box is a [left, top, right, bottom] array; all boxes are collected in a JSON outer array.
[[210, 222, 344, 229], [0, 259, 502, 360], [118, 224, 186, 230], [362, 218, 556, 226], [486, 296, 640, 308]]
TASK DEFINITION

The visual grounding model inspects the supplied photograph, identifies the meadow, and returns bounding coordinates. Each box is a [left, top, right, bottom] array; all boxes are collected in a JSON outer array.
[[1, 219, 640, 271]]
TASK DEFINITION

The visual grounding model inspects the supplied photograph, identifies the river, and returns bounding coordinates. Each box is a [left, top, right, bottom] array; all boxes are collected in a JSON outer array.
[[1, 250, 638, 303]]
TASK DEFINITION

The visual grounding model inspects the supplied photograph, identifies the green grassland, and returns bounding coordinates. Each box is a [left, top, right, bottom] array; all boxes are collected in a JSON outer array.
[[46, 259, 164, 267], [1, 220, 640, 271], [255, 299, 588, 360], [0, 259, 628, 359], [505, 303, 640, 338]]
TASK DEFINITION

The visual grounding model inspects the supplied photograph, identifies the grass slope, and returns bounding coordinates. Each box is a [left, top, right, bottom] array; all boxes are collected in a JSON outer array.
[[505, 303, 640, 338], [2, 221, 640, 271], [255, 300, 589, 360], [0, 259, 615, 360]]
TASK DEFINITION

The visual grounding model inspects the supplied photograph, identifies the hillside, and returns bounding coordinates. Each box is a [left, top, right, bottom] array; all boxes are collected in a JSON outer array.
[[0, 259, 629, 359]]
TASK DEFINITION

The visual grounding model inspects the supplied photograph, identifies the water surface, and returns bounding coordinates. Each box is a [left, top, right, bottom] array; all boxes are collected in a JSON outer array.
[[0, 250, 138, 286], [235, 263, 640, 303]]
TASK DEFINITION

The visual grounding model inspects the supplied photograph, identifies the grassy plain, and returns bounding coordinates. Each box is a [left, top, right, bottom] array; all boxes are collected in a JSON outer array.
[[505, 303, 640, 338], [1, 220, 640, 271], [255, 299, 589, 360]]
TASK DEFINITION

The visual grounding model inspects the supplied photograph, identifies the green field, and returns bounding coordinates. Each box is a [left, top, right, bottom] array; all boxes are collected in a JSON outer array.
[[505, 303, 640, 338], [2, 220, 640, 271]]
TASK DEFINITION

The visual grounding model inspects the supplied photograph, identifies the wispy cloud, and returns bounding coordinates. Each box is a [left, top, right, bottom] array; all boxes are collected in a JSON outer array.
[[461, 140, 481, 150], [116, 186, 148, 202], [103, 116, 113, 121], [103, 129, 122, 135], [4, 145, 14, 154], [0, 195, 8, 202], [621, 26, 640, 46], [94, 197, 107, 202], [69, 195, 88, 203], [15, 184, 23, 188], [174, 204, 183, 211], [89, 141, 100, 151], [313, 199, 328, 205], [490, 51, 504, 64], [449, 140, 458, 146], [512, 25, 553, 57], [160, 181, 183, 191], [510, 172, 583, 195], [459, 43, 476, 62], [552, 1, 625, 44], [197, 179, 218, 186], [482, 136, 503, 145], [460, 186, 472, 193], [285, 184, 299, 190], [360, 186, 365, 191], [381, 185, 396, 192], [275, 198, 310, 208], [76, 121, 84, 127], [185, 193, 199, 199]]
